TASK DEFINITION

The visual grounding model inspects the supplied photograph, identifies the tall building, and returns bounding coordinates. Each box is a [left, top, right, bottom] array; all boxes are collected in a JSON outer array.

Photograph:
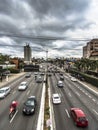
[[83, 39, 98, 60], [24, 44, 32, 64], [83, 46, 87, 58]]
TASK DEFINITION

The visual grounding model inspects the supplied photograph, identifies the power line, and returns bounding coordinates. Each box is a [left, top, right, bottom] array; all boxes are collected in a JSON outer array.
[[0, 33, 91, 41]]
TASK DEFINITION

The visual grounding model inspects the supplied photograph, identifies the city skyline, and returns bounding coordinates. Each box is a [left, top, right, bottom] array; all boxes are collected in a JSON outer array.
[[0, 0, 98, 58]]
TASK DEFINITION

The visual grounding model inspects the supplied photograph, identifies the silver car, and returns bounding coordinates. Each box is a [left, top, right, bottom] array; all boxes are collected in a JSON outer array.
[[0, 87, 11, 98], [18, 81, 28, 91]]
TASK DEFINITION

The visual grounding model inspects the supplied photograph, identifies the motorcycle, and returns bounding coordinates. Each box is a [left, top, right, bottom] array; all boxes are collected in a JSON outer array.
[[9, 107, 16, 119]]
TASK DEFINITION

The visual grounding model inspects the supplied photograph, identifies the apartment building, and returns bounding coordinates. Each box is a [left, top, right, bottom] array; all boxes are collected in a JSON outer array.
[[83, 39, 98, 60], [24, 44, 32, 64]]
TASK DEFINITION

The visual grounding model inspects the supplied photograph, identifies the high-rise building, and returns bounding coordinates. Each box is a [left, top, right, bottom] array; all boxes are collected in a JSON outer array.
[[83, 39, 98, 60], [24, 44, 32, 64]]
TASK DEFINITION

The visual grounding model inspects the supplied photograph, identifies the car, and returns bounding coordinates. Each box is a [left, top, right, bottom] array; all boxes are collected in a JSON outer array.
[[60, 75, 64, 80], [48, 73, 52, 76], [70, 108, 88, 127], [0, 87, 11, 98], [27, 96, 37, 105], [59, 73, 63, 76], [57, 80, 64, 88], [25, 73, 31, 78], [34, 72, 38, 76], [71, 77, 77, 82], [18, 81, 28, 91], [22, 96, 36, 115], [52, 93, 61, 104], [36, 76, 42, 83], [40, 72, 44, 76]]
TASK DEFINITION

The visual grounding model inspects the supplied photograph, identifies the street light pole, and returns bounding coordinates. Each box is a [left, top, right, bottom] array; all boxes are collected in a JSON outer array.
[[46, 50, 48, 84], [5, 61, 9, 81], [46, 50, 48, 71]]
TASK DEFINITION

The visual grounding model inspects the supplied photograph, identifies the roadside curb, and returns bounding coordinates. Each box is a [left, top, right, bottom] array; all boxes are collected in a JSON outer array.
[[48, 78, 56, 130], [0, 72, 25, 88], [36, 75, 46, 130]]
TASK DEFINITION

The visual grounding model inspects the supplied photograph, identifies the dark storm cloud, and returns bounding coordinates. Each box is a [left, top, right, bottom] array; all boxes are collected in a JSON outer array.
[[27, 0, 89, 17], [0, 0, 91, 57]]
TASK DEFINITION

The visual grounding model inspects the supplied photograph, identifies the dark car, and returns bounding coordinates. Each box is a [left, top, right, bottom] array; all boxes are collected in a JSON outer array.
[[22, 96, 36, 115], [25, 73, 31, 78], [60, 75, 64, 80]]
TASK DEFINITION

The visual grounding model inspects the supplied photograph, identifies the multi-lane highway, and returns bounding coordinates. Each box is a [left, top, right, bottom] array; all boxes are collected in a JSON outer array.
[[0, 70, 98, 130], [0, 73, 44, 130], [49, 72, 98, 130]]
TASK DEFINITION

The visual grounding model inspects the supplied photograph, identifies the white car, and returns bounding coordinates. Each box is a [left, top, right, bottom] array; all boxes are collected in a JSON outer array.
[[57, 80, 64, 88], [18, 81, 28, 91], [52, 93, 61, 104], [0, 87, 11, 98], [71, 77, 77, 82]]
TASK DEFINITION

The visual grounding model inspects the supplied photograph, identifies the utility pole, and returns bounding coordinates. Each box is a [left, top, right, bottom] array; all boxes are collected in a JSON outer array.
[[46, 50, 48, 84]]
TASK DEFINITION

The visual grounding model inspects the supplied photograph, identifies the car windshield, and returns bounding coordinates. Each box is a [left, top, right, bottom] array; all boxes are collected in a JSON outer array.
[[54, 97, 59, 99], [25, 100, 35, 106], [0, 90, 5, 93], [21, 84, 26, 86], [79, 117, 86, 121]]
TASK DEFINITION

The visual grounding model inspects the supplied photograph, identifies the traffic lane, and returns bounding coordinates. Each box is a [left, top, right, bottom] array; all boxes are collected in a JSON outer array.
[[64, 76, 98, 122], [59, 73, 98, 129], [0, 73, 26, 89], [62, 79, 98, 130], [51, 74, 98, 130], [50, 75, 77, 130], [0, 77, 43, 130], [65, 73, 98, 103], [8, 81, 43, 130]]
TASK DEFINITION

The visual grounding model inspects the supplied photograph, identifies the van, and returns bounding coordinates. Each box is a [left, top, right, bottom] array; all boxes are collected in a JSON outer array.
[[70, 108, 88, 127], [0, 87, 11, 98]]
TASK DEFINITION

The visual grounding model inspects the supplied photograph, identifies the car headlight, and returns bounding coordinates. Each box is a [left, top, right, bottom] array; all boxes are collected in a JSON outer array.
[[23, 108, 26, 111], [31, 109, 34, 112]]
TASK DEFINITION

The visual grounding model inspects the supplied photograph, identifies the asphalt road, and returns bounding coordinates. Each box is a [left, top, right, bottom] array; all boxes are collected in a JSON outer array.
[[0, 72, 44, 130], [49, 72, 98, 130], [1, 70, 98, 130]]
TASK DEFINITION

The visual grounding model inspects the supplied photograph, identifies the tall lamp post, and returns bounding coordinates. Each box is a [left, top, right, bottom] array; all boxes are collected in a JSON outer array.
[[5, 61, 9, 81], [46, 50, 48, 84]]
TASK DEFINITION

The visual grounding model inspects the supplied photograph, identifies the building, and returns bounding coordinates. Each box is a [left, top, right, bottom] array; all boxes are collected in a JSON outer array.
[[83, 39, 98, 60], [83, 46, 87, 58], [24, 44, 32, 64]]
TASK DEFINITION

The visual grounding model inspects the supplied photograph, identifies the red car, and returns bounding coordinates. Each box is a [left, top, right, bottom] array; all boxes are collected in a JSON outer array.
[[70, 108, 88, 127]]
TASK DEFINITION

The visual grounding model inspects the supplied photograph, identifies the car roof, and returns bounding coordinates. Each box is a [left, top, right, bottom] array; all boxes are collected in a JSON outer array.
[[58, 80, 63, 83], [21, 81, 27, 84], [0, 87, 10, 90], [28, 96, 35, 99], [53, 93, 60, 97], [71, 108, 85, 117]]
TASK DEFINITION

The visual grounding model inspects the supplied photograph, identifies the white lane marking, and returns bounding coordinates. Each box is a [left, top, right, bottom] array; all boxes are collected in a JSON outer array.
[[75, 92, 80, 96], [12, 91, 16, 94], [10, 110, 18, 123], [80, 88, 82, 90], [82, 90, 85, 93], [85, 92, 88, 95], [27, 90, 30, 95], [88, 95, 91, 98], [92, 99, 96, 102], [68, 92, 72, 97], [65, 109, 70, 118], [93, 109, 98, 115]]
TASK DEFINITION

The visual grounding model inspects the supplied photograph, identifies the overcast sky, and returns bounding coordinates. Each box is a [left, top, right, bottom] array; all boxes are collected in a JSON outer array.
[[0, 0, 98, 58]]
